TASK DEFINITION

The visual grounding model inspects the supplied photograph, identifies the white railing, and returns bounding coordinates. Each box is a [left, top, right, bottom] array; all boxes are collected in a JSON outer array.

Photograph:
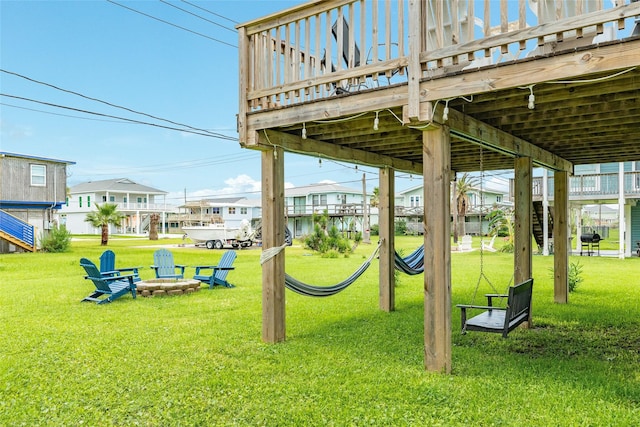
[[512, 171, 640, 200]]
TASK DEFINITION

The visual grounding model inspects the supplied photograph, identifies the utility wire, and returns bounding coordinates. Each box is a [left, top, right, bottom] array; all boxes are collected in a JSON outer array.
[[180, 0, 239, 24], [1, 102, 132, 124], [106, 0, 237, 48], [159, 0, 236, 33], [1, 93, 238, 141], [1, 69, 234, 140]]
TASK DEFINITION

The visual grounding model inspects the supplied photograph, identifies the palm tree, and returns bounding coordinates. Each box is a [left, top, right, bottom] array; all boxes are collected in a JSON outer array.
[[455, 173, 478, 240], [85, 203, 125, 246], [370, 187, 380, 208]]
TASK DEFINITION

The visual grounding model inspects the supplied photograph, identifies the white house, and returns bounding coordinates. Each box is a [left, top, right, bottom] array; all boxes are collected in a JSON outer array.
[[396, 183, 510, 235], [521, 161, 640, 257], [173, 197, 261, 230], [61, 178, 171, 235], [285, 183, 368, 238]]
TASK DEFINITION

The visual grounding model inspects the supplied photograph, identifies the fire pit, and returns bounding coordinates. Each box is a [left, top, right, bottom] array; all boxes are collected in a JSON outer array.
[[580, 233, 602, 256], [136, 278, 201, 297]]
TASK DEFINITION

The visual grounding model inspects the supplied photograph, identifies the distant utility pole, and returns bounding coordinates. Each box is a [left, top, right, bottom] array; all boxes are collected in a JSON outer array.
[[362, 173, 371, 244]]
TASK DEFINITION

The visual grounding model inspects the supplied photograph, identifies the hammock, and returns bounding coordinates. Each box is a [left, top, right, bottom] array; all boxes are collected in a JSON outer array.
[[284, 241, 382, 297], [394, 245, 424, 275]]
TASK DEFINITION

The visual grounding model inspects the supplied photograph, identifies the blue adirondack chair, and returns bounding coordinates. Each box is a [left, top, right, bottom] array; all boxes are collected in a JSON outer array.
[[151, 249, 186, 279], [193, 250, 237, 288], [80, 258, 137, 304], [99, 250, 142, 283]]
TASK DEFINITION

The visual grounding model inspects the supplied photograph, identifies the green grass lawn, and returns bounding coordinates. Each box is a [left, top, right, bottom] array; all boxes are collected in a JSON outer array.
[[1, 235, 639, 425]]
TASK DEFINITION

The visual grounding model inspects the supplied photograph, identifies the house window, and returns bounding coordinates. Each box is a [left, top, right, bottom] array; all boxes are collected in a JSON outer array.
[[312, 195, 327, 205], [496, 195, 503, 203], [137, 197, 143, 203], [109, 196, 115, 202], [102, 196, 107, 202], [87, 196, 91, 207], [123, 197, 127, 203], [228, 207, 236, 215], [66, 197, 69, 207], [240, 207, 248, 215], [410, 196, 420, 207], [212, 207, 220, 215], [30, 164, 46, 186], [79, 197, 83, 208]]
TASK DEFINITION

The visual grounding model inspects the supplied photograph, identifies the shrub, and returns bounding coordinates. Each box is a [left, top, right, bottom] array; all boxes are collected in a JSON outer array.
[[568, 260, 584, 292], [303, 210, 353, 255], [39, 225, 72, 253], [370, 224, 379, 236], [547, 260, 583, 292], [395, 219, 407, 235]]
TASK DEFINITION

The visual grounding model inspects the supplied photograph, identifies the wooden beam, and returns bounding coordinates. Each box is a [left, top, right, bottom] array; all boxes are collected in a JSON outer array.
[[244, 84, 409, 131], [260, 130, 422, 175], [407, 0, 422, 121], [419, 40, 640, 102], [514, 156, 532, 284], [423, 126, 452, 373], [379, 167, 395, 312], [261, 145, 286, 342], [553, 170, 569, 304], [238, 26, 249, 146], [446, 107, 573, 173]]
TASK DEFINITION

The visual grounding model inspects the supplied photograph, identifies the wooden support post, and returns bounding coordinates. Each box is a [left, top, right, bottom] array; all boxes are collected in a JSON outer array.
[[407, 0, 422, 121], [423, 126, 451, 373], [261, 145, 286, 342], [553, 170, 569, 304], [379, 167, 395, 312], [514, 157, 533, 284]]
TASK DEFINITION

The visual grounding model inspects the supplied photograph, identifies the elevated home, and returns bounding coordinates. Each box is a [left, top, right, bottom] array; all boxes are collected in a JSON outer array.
[[397, 183, 509, 235], [238, 0, 640, 371], [514, 161, 640, 257], [285, 182, 367, 238], [0, 152, 75, 253], [61, 178, 171, 235], [173, 197, 262, 231]]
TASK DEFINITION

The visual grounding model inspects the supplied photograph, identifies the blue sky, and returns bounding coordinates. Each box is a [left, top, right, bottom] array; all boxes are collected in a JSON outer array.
[[1, 0, 511, 205]]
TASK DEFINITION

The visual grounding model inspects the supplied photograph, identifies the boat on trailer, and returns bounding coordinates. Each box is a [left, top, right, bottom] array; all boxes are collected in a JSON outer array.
[[182, 220, 253, 249]]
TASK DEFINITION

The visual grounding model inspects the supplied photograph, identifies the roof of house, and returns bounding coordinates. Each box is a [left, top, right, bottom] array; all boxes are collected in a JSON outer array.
[[0, 151, 76, 165], [397, 183, 506, 196], [285, 183, 362, 197], [69, 178, 167, 195], [181, 197, 261, 208]]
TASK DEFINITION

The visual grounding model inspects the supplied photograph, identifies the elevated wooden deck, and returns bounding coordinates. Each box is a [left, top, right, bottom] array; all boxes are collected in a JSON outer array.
[[237, 0, 640, 373], [239, 0, 640, 174]]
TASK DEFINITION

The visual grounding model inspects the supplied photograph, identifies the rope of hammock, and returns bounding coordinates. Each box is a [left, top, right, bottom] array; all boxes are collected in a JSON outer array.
[[283, 240, 383, 297], [394, 245, 424, 275]]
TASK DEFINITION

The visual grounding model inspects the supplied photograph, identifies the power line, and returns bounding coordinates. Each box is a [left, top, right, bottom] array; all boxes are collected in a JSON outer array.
[[1, 93, 238, 141], [106, 0, 237, 48], [0, 102, 131, 124], [159, 0, 236, 33], [1, 69, 237, 141], [180, 0, 239, 25]]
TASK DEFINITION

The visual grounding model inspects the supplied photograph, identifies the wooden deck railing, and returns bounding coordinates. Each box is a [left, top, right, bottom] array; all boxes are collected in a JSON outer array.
[[238, 0, 640, 115]]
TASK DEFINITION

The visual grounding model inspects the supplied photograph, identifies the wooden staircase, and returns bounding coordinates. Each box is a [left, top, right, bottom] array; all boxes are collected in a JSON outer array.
[[532, 201, 553, 251], [0, 210, 36, 252]]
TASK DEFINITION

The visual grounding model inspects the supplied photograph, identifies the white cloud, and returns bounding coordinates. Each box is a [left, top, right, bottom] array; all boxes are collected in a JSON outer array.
[[166, 174, 295, 204]]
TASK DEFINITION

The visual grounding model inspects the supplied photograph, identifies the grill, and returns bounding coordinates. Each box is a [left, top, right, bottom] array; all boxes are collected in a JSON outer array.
[[580, 233, 602, 256]]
